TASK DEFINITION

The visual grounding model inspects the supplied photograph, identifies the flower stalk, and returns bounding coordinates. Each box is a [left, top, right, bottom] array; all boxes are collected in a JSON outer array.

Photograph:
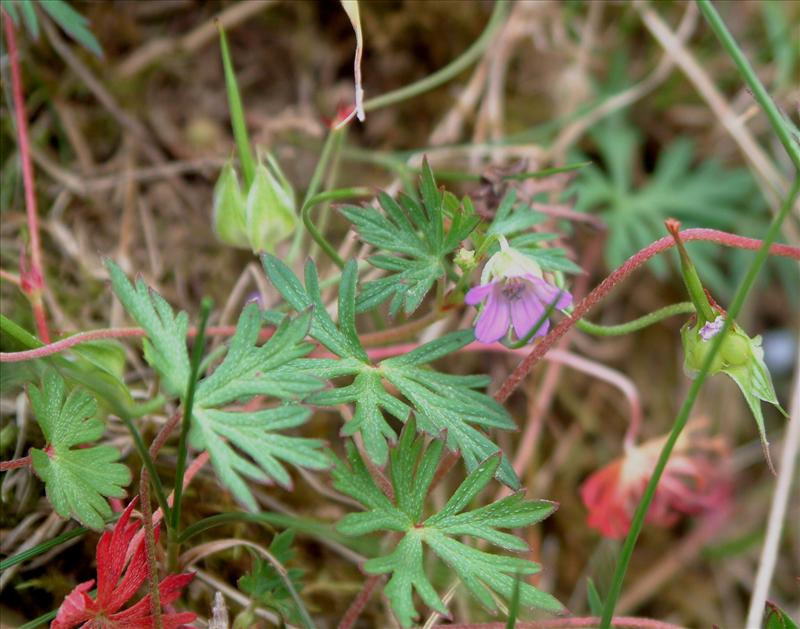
[[598, 179, 800, 629]]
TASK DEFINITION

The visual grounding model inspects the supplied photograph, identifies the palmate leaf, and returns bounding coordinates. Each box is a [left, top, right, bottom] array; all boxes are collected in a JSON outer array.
[[29, 371, 130, 530], [339, 158, 479, 316], [107, 263, 328, 511], [106, 260, 190, 397], [262, 255, 520, 488], [190, 305, 328, 511], [332, 419, 562, 627]]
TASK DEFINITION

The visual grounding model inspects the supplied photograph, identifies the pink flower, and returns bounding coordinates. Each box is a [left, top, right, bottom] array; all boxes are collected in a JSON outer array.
[[53, 499, 195, 629], [465, 238, 572, 343], [580, 424, 731, 539]]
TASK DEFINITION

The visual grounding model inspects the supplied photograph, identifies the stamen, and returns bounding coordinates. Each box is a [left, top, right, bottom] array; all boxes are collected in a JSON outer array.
[[501, 278, 526, 301]]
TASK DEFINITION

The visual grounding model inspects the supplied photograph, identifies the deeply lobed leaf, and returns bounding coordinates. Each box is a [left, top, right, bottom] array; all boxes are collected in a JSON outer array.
[[340, 159, 479, 316], [29, 371, 130, 530], [106, 260, 190, 397], [332, 420, 562, 627]]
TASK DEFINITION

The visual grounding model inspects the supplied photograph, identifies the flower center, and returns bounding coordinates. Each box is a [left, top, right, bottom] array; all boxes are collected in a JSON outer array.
[[501, 278, 527, 301]]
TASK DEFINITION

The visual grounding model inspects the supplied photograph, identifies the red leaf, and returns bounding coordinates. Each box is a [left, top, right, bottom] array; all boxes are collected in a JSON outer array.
[[53, 498, 196, 629]]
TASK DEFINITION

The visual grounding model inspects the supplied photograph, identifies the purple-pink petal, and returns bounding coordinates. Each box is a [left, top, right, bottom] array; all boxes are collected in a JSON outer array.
[[464, 281, 497, 305], [510, 289, 546, 339], [474, 291, 510, 343], [528, 275, 572, 310]]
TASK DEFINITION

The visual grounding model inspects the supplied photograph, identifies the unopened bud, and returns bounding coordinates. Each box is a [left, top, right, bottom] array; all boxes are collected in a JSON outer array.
[[212, 153, 297, 254], [454, 247, 476, 272], [245, 153, 297, 254], [212, 162, 248, 248]]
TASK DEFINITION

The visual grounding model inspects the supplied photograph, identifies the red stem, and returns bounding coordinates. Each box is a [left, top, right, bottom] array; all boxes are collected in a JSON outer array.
[[337, 575, 381, 629], [493, 228, 800, 402], [3, 11, 50, 343], [0, 325, 247, 363], [0, 455, 32, 471], [1, 229, 798, 367]]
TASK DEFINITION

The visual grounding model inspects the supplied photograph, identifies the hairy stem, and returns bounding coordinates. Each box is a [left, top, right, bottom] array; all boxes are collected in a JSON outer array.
[[2, 230, 797, 365], [139, 476, 163, 629], [599, 179, 800, 628], [435, 617, 686, 629], [494, 227, 800, 402], [337, 575, 381, 629], [0, 455, 32, 471]]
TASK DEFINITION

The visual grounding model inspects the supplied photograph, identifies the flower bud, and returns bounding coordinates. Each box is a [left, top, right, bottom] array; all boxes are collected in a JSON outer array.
[[212, 153, 297, 254], [245, 153, 297, 254], [454, 247, 476, 273], [212, 162, 248, 248], [681, 315, 786, 472]]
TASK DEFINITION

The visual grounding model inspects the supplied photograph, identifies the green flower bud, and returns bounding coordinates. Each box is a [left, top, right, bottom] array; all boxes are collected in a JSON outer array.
[[454, 247, 476, 273], [212, 153, 297, 254], [212, 162, 248, 248], [245, 152, 297, 254], [681, 315, 786, 472]]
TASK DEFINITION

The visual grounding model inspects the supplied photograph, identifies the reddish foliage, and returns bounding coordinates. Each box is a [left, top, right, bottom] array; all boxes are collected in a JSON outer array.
[[52, 499, 195, 629]]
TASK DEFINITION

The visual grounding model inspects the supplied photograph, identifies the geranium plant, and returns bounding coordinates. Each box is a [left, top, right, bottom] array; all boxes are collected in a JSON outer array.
[[1, 2, 798, 628]]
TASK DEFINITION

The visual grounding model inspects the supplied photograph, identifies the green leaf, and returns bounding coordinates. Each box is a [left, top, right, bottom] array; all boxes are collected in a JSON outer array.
[[341, 159, 479, 316], [683, 320, 786, 470], [333, 420, 562, 627], [238, 530, 305, 623], [39, 0, 103, 56], [106, 260, 190, 398], [1, 0, 20, 25], [218, 22, 255, 187], [381, 330, 519, 488], [485, 189, 580, 274], [19, 1, 39, 38], [569, 115, 774, 297], [190, 305, 328, 511], [28, 371, 130, 530], [262, 255, 368, 361], [263, 256, 517, 485], [0, 314, 137, 418], [586, 577, 604, 616]]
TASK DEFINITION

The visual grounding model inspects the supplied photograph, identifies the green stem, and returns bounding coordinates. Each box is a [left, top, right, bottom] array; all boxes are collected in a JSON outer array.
[[168, 298, 213, 569], [218, 23, 256, 187], [289, 128, 346, 262], [697, 0, 800, 173], [362, 0, 510, 112], [301, 187, 372, 268], [599, 178, 800, 629], [120, 414, 171, 524], [178, 511, 349, 546], [309, 129, 347, 260], [505, 290, 565, 349], [576, 302, 695, 336]]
